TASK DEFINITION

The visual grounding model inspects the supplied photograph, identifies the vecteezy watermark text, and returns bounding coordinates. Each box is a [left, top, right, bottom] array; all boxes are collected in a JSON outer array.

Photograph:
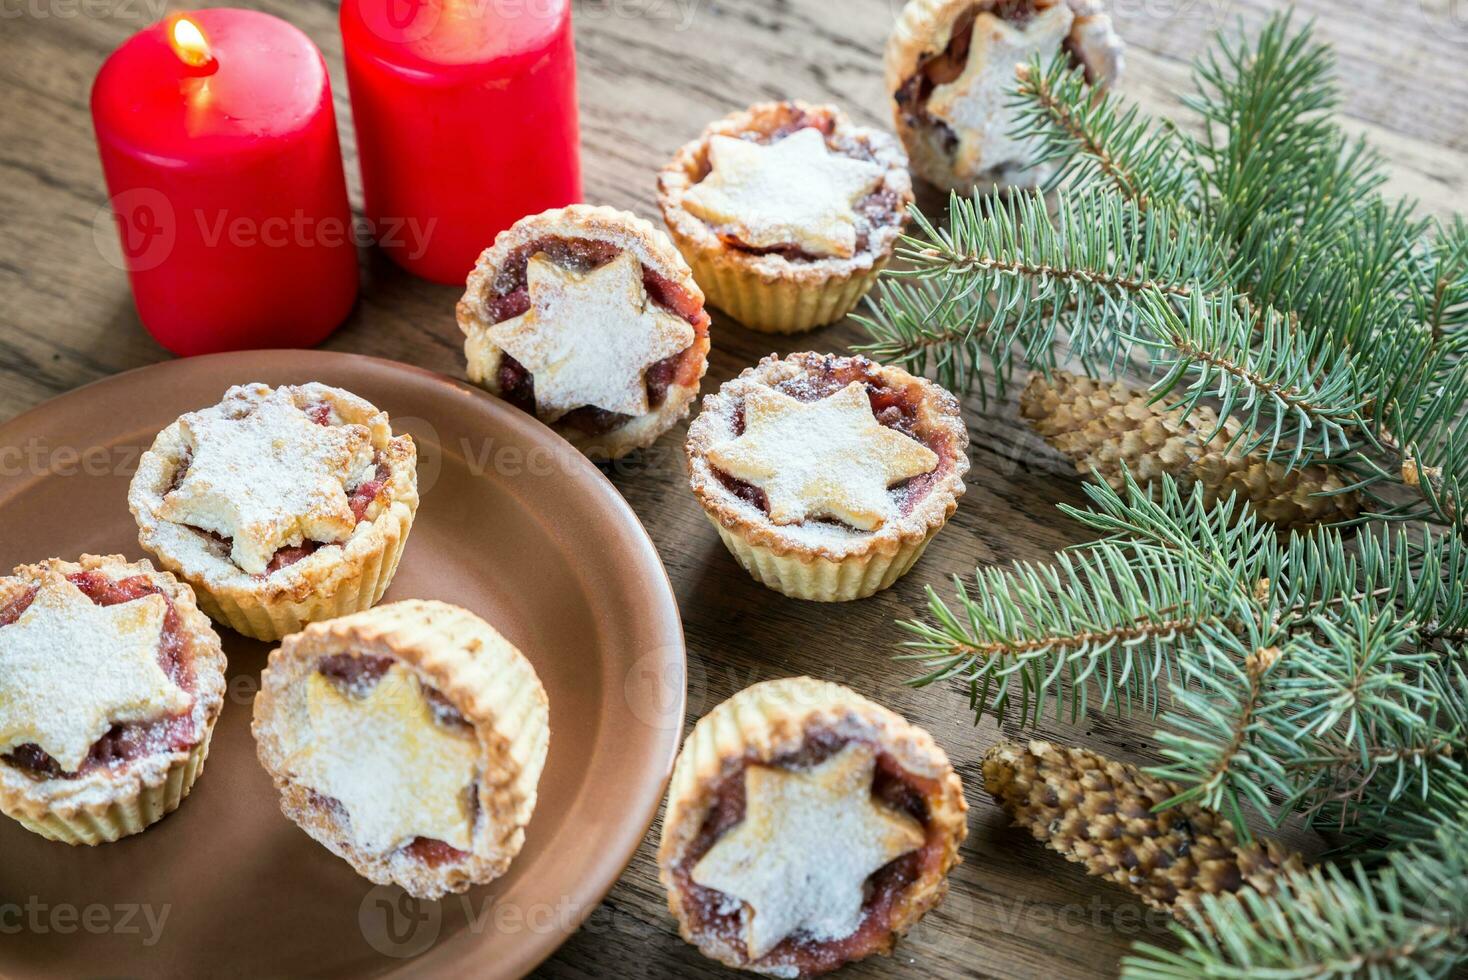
[[193, 211, 435, 261], [360, 886, 594, 957], [94, 189, 437, 273], [0, 0, 165, 21], [358, 884, 1175, 961], [0, 438, 142, 480], [0, 898, 170, 946]]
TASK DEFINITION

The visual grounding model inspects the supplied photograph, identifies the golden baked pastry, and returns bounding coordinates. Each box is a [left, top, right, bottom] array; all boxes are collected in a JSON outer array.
[[659, 101, 914, 334], [659, 678, 967, 976], [0, 555, 226, 844], [456, 204, 712, 460], [686, 353, 969, 601], [128, 382, 419, 642], [252, 600, 549, 900]]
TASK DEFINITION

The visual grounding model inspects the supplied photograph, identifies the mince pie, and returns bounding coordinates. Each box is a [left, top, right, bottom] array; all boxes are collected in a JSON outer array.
[[658, 101, 914, 334], [252, 600, 549, 900], [886, 0, 1125, 193], [456, 204, 712, 460], [686, 353, 969, 601], [660, 677, 967, 976], [128, 382, 419, 642], [0, 555, 227, 845]]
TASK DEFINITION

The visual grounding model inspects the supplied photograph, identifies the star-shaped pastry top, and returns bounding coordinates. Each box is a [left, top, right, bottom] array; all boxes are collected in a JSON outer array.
[[691, 743, 925, 960], [290, 664, 480, 855], [488, 250, 696, 422], [708, 383, 939, 531], [0, 571, 191, 773], [159, 388, 376, 576], [926, 4, 1075, 178], [681, 128, 887, 259]]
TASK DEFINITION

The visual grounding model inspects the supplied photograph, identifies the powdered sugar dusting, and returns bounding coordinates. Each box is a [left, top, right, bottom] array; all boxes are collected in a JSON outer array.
[[682, 129, 886, 259], [690, 743, 925, 960], [0, 572, 191, 773], [288, 664, 479, 856], [157, 385, 376, 575], [707, 383, 938, 532], [927, 4, 1075, 177], [487, 251, 695, 421]]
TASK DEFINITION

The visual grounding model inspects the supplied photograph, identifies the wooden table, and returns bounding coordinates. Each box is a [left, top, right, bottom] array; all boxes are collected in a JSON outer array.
[[2, 1, 1464, 977]]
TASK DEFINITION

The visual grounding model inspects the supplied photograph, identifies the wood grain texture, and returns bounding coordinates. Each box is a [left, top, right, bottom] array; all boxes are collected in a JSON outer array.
[[1, 0, 1464, 977]]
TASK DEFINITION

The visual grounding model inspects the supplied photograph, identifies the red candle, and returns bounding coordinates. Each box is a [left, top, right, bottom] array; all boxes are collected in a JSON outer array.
[[92, 9, 359, 356], [340, 0, 582, 284]]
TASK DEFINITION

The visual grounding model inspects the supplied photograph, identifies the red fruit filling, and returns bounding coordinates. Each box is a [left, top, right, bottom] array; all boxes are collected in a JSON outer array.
[[309, 654, 478, 867], [672, 730, 948, 976], [690, 105, 906, 262], [404, 836, 471, 868], [895, 0, 1091, 159], [713, 355, 956, 528], [317, 653, 473, 732], [484, 235, 710, 437], [1, 572, 199, 780], [172, 445, 392, 577], [305, 402, 393, 523], [0, 587, 37, 627]]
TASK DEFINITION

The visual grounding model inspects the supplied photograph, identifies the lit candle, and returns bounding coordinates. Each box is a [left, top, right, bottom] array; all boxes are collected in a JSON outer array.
[[92, 9, 359, 356], [340, 0, 582, 284]]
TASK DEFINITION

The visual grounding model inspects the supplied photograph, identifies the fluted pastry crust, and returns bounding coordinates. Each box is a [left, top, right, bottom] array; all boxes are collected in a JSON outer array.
[[885, 0, 1125, 193], [252, 600, 549, 900], [659, 677, 967, 975], [658, 101, 914, 334], [457, 204, 712, 459], [128, 382, 419, 642], [0, 554, 226, 845]]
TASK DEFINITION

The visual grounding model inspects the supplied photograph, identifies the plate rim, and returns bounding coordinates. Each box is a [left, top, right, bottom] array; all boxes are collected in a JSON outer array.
[[0, 350, 688, 979]]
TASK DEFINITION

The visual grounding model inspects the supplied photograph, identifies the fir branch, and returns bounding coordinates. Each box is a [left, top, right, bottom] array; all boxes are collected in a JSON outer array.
[[1132, 289, 1365, 467], [852, 278, 1015, 404], [1122, 832, 1468, 979], [875, 14, 1468, 972], [899, 477, 1267, 729], [897, 543, 1211, 725], [1186, 13, 1370, 263], [904, 474, 1468, 833], [1146, 621, 1292, 829], [1011, 54, 1194, 210], [1422, 216, 1468, 344], [1256, 197, 1426, 352], [859, 13, 1460, 533], [1279, 524, 1468, 648], [1221, 133, 1395, 313], [1348, 762, 1468, 852], [1388, 358, 1468, 530], [1296, 658, 1467, 836], [887, 190, 1228, 372], [1062, 471, 1274, 585], [1076, 476, 1468, 649]]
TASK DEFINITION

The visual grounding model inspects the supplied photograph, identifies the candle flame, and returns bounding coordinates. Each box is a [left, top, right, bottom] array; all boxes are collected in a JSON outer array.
[[167, 16, 213, 69]]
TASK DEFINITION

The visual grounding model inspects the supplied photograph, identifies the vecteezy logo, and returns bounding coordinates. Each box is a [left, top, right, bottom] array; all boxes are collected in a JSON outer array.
[[623, 645, 699, 732], [93, 188, 175, 273], [358, 885, 442, 958], [358, 0, 439, 43]]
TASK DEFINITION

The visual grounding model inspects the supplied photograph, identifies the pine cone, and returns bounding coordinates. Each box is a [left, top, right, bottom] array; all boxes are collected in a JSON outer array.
[[982, 739, 1305, 922], [1020, 371, 1361, 531]]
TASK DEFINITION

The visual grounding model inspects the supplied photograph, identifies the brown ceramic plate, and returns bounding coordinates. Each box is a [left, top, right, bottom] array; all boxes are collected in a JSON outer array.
[[0, 351, 686, 979]]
